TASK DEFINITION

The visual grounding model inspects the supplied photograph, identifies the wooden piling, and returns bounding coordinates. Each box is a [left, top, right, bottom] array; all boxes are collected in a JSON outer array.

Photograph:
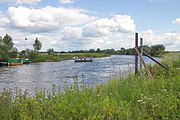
[[143, 51, 168, 70], [135, 33, 138, 75], [140, 38, 143, 71], [135, 48, 153, 79]]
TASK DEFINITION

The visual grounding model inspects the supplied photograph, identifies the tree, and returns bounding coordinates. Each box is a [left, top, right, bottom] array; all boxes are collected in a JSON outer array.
[[47, 48, 54, 55], [96, 48, 101, 53], [142, 45, 151, 55], [0, 34, 18, 60], [33, 38, 42, 51], [8, 47, 18, 58], [26, 50, 38, 59], [119, 48, 126, 55], [89, 49, 95, 53], [150, 44, 165, 56], [0, 45, 8, 59], [2, 34, 14, 49]]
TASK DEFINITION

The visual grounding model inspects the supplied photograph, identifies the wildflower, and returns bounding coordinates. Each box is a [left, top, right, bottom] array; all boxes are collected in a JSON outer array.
[[137, 100, 143, 103]]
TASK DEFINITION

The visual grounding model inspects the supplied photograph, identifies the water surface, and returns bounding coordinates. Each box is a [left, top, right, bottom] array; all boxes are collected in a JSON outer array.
[[0, 55, 159, 91]]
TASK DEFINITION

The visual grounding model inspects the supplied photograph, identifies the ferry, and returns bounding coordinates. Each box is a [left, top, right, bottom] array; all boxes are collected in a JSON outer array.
[[73, 57, 93, 62]]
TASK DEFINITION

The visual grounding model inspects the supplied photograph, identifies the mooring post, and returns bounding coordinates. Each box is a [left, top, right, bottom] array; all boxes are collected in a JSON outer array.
[[135, 33, 138, 75], [135, 48, 153, 79], [140, 38, 143, 71]]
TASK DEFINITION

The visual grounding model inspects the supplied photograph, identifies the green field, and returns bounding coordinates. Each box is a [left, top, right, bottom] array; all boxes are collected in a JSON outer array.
[[0, 53, 179, 120]]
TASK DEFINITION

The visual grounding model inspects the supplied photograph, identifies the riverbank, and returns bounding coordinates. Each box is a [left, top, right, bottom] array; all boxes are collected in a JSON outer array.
[[0, 53, 179, 119], [30, 53, 110, 62]]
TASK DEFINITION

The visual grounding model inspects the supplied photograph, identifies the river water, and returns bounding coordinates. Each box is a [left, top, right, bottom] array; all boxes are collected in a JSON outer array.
[[0, 55, 159, 92]]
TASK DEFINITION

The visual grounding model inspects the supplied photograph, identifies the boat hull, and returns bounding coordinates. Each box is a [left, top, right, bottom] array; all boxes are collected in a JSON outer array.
[[74, 58, 93, 62], [8, 63, 23, 66]]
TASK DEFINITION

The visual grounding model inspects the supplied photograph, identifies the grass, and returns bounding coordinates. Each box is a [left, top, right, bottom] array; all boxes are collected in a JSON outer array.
[[0, 53, 179, 120], [31, 55, 61, 62], [31, 53, 110, 62], [58, 53, 111, 60]]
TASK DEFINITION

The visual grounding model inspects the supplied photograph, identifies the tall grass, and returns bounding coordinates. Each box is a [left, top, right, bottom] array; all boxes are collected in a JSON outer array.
[[0, 53, 179, 120]]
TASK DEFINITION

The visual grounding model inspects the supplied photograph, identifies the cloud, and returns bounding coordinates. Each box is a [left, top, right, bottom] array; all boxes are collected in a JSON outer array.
[[0, 0, 41, 4], [142, 29, 155, 35], [59, 0, 75, 4], [141, 29, 180, 51], [7, 6, 96, 33], [0, 0, 13, 2], [17, 0, 42, 5], [0, 11, 10, 27], [82, 15, 136, 37], [172, 18, 180, 25]]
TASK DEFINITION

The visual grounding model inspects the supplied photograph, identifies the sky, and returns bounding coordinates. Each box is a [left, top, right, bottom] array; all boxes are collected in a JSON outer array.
[[0, 0, 179, 51]]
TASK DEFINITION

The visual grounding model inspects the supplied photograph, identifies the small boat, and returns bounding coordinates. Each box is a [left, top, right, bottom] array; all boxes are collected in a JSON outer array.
[[8, 58, 23, 66], [8, 62, 23, 66], [0, 59, 8, 66], [8, 58, 30, 66], [74, 57, 93, 62], [0, 62, 8, 66]]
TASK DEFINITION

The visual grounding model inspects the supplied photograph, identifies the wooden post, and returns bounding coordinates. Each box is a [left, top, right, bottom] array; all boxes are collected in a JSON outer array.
[[140, 38, 143, 71], [135, 33, 138, 75], [143, 51, 168, 70], [135, 48, 153, 79]]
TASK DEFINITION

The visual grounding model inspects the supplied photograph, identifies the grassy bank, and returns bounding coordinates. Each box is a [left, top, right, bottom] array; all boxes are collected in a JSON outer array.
[[58, 53, 111, 60], [0, 53, 179, 120], [30, 55, 61, 62], [30, 53, 110, 62]]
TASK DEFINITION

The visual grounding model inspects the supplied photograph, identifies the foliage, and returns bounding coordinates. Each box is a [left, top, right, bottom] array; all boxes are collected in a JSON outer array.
[[8, 47, 18, 58], [0, 44, 9, 59], [150, 44, 165, 57], [31, 55, 61, 62], [2, 34, 14, 49], [33, 38, 42, 51], [0, 34, 18, 60], [47, 48, 54, 55], [63, 44, 166, 57], [26, 50, 39, 59], [0, 53, 179, 119], [22, 50, 60, 62]]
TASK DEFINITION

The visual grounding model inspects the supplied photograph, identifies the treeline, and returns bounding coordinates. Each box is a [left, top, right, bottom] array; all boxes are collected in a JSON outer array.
[[1, 34, 166, 61], [59, 45, 166, 57]]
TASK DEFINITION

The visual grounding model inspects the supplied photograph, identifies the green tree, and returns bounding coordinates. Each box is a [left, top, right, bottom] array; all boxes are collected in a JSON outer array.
[[96, 48, 101, 53], [142, 45, 151, 55], [89, 49, 95, 53], [8, 47, 18, 58], [2, 34, 14, 49], [26, 50, 38, 59], [33, 38, 42, 51], [150, 44, 165, 56], [0, 34, 18, 60], [119, 48, 126, 55], [47, 48, 54, 55], [0, 45, 8, 59]]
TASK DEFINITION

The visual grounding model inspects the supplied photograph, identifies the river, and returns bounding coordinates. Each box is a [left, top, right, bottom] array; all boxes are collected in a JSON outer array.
[[0, 55, 159, 92]]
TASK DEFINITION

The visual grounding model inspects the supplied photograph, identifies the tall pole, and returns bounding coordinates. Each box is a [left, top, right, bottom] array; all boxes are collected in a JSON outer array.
[[25, 38, 27, 50], [135, 33, 138, 75], [140, 38, 143, 71]]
